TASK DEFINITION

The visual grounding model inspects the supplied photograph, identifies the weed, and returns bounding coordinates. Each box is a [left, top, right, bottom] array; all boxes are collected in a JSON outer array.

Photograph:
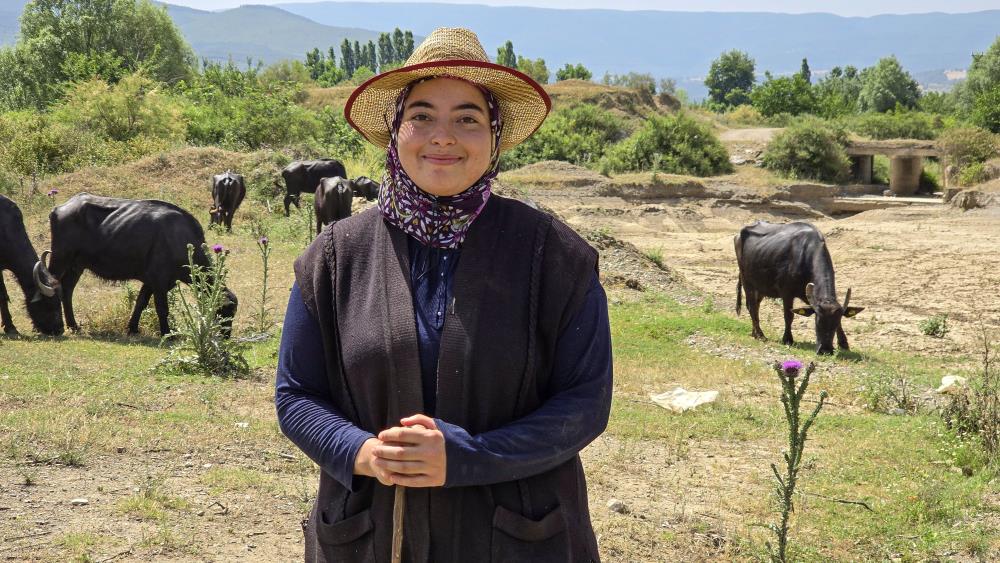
[[248, 219, 274, 336], [919, 315, 949, 338], [644, 247, 665, 268], [767, 360, 826, 563], [860, 369, 916, 414]]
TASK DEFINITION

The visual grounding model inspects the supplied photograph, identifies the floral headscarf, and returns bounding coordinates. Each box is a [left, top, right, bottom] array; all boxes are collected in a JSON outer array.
[[377, 78, 504, 249]]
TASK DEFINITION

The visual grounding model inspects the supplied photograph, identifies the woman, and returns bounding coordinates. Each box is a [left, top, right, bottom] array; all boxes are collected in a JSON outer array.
[[275, 28, 612, 562]]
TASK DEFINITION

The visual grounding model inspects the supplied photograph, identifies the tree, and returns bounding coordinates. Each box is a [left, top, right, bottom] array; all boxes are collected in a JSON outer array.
[[340, 38, 355, 77], [496, 41, 517, 69], [392, 28, 406, 64], [305, 48, 324, 80], [857, 56, 920, 113], [378, 33, 394, 70], [353, 41, 363, 75], [602, 72, 656, 98], [799, 58, 811, 84], [402, 31, 415, 61], [751, 74, 817, 117], [516, 56, 549, 84], [814, 64, 863, 117], [972, 85, 1000, 133], [0, 0, 195, 110], [962, 36, 1000, 111], [705, 50, 756, 108], [555, 63, 592, 81]]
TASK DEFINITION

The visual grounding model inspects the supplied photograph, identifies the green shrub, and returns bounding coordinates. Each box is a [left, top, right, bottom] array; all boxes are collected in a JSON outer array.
[[750, 74, 817, 117], [919, 315, 949, 338], [938, 127, 999, 167], [972, 86, 1000, 134], [722, 105, 766, 127], [599, 112, 731, 176], [502, 104, 629, 170], [316, 108, 366, 159], [762, 117, 850, 182], [848, 109, 941, 140], [958, 162, 992, 186]]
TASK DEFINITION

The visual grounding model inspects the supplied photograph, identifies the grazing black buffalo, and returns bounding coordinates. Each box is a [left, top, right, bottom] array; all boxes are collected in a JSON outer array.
[[314, 177, 354, 235], [352, 175, 379, 201], [36, 193, 238, 337], [210, 170, 246, 232], [276, 159, 347, 216], [0, 196, 63, 335], [734, 221, 864, 355]]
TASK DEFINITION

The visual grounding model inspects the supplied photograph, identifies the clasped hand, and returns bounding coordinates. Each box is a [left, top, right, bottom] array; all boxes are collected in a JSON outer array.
[[355, 414, 447, 488]]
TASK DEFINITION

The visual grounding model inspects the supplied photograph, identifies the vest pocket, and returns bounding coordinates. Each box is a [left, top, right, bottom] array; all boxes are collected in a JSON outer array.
[[490, 504, 569, 563], [316, 508, 376, 562]]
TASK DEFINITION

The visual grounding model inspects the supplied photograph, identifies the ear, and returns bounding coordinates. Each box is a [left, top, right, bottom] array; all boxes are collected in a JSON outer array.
[[792, 307, 815, 317], [843, 306, 865, 318]]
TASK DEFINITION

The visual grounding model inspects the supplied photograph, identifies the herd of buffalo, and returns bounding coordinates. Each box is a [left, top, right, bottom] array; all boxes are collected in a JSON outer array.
[[0, 158, 863, 354]]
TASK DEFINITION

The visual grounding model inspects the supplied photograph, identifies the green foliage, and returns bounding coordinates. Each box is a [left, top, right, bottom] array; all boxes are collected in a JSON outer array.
[[857, 56, 920, 113], [722, 105, 767, 127], [349, 66, 375, 86], [847, 108, 942, 140], [53, 74, 184, 143], [600, 112, 732, 176], [762, 116, 850, 182], [516, 56, 549, 85], [160, 244, 248, 378], [705, 50, 756, 109], [813, 65, 863, 118], [555, 63, 592, 82], [941, 331, 1000, 464], [496, 40, 517, 69], [918, 91, 958, 115], [767, 361, 826, 563], [260, 60, 312, 86], [1, 0, 194, 110], [316, 108, 366, 158], [799, 58, 811, 84], [248, 221, 274, 336], [937, 127, 999, 167], [750, 74, 817, 117], [502, 103, 629, 169], [972, 86, 1000, 133], [919, 315, 949, 338], [958, 162, 993, 186], [961, 36, 1000, 111]]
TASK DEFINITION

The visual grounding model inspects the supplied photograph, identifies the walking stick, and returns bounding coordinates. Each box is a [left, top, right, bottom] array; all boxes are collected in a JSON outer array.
[[390, 423, 424, 563]]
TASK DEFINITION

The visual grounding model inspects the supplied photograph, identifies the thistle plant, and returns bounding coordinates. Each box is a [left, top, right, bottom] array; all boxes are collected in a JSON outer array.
[[159, 243, 248, 378], [249, 219, 274, 335], [767, 359, 826, 563]]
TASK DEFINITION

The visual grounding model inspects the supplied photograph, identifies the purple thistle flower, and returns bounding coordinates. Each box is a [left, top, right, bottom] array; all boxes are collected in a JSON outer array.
[[782, 360, 803, 373], [211, 244, 224, 254], [47, 188, 59, 197], [259, 236, 268, 246]]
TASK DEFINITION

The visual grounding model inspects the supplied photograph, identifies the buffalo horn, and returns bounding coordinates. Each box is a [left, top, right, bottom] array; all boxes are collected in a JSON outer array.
[[843, 287, 852, 309], [33, 251, 57, 297], [805, 282, 815, 305]]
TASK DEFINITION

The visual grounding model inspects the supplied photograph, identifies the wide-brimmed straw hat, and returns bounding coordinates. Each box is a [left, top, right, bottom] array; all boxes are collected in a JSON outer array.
[[344, 27, 551, 152]]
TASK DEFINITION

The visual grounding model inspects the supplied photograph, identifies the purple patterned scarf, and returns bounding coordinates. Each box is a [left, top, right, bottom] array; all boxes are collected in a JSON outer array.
[[378, 78, 504, 249]]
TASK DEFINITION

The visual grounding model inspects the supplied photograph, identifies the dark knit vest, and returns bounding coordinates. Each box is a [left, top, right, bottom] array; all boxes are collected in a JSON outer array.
[[293, 195, 600, 563]]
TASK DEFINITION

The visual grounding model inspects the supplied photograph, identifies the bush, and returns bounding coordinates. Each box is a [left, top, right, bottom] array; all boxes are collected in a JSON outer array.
[[502, 104, 629, 170], [722, 105, 767, 127], [958, 162, 993, 186], [848, 109, 941, 140], [919, 314, 949, 338], [972, 86, 1000, 134], [762, 117, 850, 182], [750, 74, 817, 117], [600, 113, 731, 176], [938, 127, 999, 168]]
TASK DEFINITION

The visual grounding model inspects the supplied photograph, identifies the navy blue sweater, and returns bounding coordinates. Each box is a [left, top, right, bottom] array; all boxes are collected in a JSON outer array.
[[275, 238, 613, 489]]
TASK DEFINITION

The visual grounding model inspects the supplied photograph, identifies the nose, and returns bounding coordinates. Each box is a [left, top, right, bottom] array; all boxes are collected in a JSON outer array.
[[429, 121, 457, 146], [816, 346, 834, 356]]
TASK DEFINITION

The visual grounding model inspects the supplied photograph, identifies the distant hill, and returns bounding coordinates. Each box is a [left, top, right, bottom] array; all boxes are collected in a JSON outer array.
[[279, 2, 1000, 97], [0, 2, 399, 66]]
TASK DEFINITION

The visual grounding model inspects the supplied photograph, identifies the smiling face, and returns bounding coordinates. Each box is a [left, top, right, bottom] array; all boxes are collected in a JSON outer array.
[[396, 78, 494, 197]]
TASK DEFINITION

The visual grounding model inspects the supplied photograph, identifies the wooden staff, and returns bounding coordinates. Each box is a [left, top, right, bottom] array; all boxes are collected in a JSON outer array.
[[390, 423, 424, 563]]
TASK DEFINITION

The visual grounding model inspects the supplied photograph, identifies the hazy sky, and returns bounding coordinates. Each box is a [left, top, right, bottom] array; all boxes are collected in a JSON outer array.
[[167, 0, 1000, 17]]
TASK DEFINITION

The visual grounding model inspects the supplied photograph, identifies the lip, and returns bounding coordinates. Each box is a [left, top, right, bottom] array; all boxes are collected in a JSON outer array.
[[423, 154, 462, 165]]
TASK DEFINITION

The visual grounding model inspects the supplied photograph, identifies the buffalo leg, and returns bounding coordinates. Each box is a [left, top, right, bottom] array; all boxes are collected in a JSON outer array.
[[284, 194, 300, 217], [836, 325, 850, 350], [0, 275, 16, 334], [225, 211, 234, 232], [781, 296, 795, 346], [127, 284, 153, 335], [60, 268, 85, 332], [747, 290, 766, 340], [153, 289, 172, 337]]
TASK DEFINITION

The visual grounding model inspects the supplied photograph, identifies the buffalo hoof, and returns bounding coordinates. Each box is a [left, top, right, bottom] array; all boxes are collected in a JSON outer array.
[[816, 348, 834, 356], [3, 327, 19, 336]]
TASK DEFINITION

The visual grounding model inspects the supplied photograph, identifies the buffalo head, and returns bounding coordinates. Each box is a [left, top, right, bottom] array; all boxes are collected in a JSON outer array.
[[30, 250, 65, 336], [792, 283, 865, 355]]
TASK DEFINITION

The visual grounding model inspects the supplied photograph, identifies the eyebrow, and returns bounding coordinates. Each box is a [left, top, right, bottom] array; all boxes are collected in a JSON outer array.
[[406, 100, 486, 114]]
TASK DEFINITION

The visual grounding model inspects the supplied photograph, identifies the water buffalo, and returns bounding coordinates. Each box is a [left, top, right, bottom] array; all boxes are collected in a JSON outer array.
[[0, 195, 63, 335], [36, 193, 237, 337], [734, 221, 864, 355], [210, 170, 246, 232], [314, 176, 353, 235], [353, 175, 379, 201], [276, 159, 347, 216]]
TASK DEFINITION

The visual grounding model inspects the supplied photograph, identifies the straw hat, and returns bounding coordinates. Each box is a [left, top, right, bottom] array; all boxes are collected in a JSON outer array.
[[344, 27, 551, 152]]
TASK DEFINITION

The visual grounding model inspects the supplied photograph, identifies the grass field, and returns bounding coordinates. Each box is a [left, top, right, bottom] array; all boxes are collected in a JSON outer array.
[[1, 148, 998, 561]]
